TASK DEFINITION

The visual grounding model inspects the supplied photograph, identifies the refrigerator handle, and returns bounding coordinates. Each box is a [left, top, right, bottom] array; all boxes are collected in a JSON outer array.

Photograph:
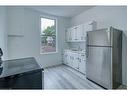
[[86, 33, 89, 58], [86, 46, 89, 58]]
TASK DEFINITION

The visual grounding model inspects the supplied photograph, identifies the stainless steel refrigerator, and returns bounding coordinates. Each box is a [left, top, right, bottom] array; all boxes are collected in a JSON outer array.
[[86, 27, 122, 89]]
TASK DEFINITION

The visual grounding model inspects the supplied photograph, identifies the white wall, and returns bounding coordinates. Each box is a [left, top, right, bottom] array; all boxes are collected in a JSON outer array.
[[7, 7, 70, 68], [70, 6, 127, 86], [0, 7, 7, 60]]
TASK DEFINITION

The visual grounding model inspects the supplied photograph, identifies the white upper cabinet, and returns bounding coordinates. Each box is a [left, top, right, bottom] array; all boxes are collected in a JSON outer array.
[[7, 7, 24, 36], [66, 21, 96, 42], [66, 27, 77, 42], [71, 27, 77, 41], [76, 24, 84, 41], [66, 28, 71, 41]]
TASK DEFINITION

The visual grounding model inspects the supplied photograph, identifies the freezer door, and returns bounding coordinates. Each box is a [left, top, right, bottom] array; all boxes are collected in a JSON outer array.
[[86, 46, 112, 89], [87, 28, 112, 46]]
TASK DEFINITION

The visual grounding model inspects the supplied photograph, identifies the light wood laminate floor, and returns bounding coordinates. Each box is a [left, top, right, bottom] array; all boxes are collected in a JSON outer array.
[[44, 64, 104, 89]]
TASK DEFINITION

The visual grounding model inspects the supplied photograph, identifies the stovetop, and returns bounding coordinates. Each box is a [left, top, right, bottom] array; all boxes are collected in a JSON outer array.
[[0, 57, 43, 78]]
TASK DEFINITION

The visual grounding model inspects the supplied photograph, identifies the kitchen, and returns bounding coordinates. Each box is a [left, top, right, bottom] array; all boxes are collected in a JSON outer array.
[[0, 6, 127, 89]]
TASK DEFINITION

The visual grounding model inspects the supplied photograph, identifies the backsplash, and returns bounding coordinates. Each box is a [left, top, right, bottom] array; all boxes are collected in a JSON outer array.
[[66, 42, 86, 51]]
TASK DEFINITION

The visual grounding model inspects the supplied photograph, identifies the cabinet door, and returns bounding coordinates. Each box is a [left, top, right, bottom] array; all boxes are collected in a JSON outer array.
[[70, 27, 77, 41], [84, 23, 93, 32], [73, 53, 79, 70], [66, 52, 70, 66], [82, 24, 93, 41], [66, 29, 71, 42], [79, 54, 86, 74], [65, 31, 68, 42], [63, 52, 68, 64], [67, 52, 73, 67], [76, 25, 83, 41], [68, 53, 74, 67]]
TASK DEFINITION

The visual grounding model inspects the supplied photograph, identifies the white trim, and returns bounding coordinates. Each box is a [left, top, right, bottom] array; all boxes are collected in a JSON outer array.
[[40, 51, 58, 55], [39, 15, 58, 55]]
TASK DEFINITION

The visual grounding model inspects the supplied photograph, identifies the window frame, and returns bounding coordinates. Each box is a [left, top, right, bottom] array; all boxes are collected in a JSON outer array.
[[40, 16, 58, 55]]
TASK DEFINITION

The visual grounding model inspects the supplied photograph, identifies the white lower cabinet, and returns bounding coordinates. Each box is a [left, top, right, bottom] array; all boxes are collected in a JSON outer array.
[[63, 51, 68, 65], [72, 53, 79, 70], [66, 52, 71, 65], [63, 50, 86, 74], [78, 54, 86, 74], [68, 53, 74, 67]]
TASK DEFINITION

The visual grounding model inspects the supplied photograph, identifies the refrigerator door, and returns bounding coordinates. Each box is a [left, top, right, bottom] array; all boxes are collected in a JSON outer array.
[[86, 46, 112, 89], [87, 28, 112, 46]]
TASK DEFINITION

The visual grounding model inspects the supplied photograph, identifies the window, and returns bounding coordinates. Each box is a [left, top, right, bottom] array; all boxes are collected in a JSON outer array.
[[40, 17, 57, 54]]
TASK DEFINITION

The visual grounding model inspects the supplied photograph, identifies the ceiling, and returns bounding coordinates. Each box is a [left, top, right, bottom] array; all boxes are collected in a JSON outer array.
[[29, 6, 94, 18]]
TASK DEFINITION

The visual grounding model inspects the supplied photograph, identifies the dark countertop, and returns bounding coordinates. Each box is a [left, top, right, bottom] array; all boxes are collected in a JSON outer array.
[[0, 57, 43, 78]]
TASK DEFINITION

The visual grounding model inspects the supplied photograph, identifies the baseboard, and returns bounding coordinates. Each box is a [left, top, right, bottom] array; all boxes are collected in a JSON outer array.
[[44, 63, 63, 69]]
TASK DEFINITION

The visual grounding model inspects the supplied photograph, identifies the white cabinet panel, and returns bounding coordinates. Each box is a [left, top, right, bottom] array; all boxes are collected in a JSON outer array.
[[76, 24, 84, 41], [63, 52, 68, 65], [66, 29, 71, 41], [79, 53, 86, 74], [66, 21, 96, 42], [63, 50, 86, 74], [69, 54, 74, 67], [72, 53, 79, 70], [71, 27, 77, 41], [66, 52, 71, 65]]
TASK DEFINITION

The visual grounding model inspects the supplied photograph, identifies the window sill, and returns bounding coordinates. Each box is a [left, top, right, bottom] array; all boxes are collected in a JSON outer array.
[[40, 51, 58, 55]]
